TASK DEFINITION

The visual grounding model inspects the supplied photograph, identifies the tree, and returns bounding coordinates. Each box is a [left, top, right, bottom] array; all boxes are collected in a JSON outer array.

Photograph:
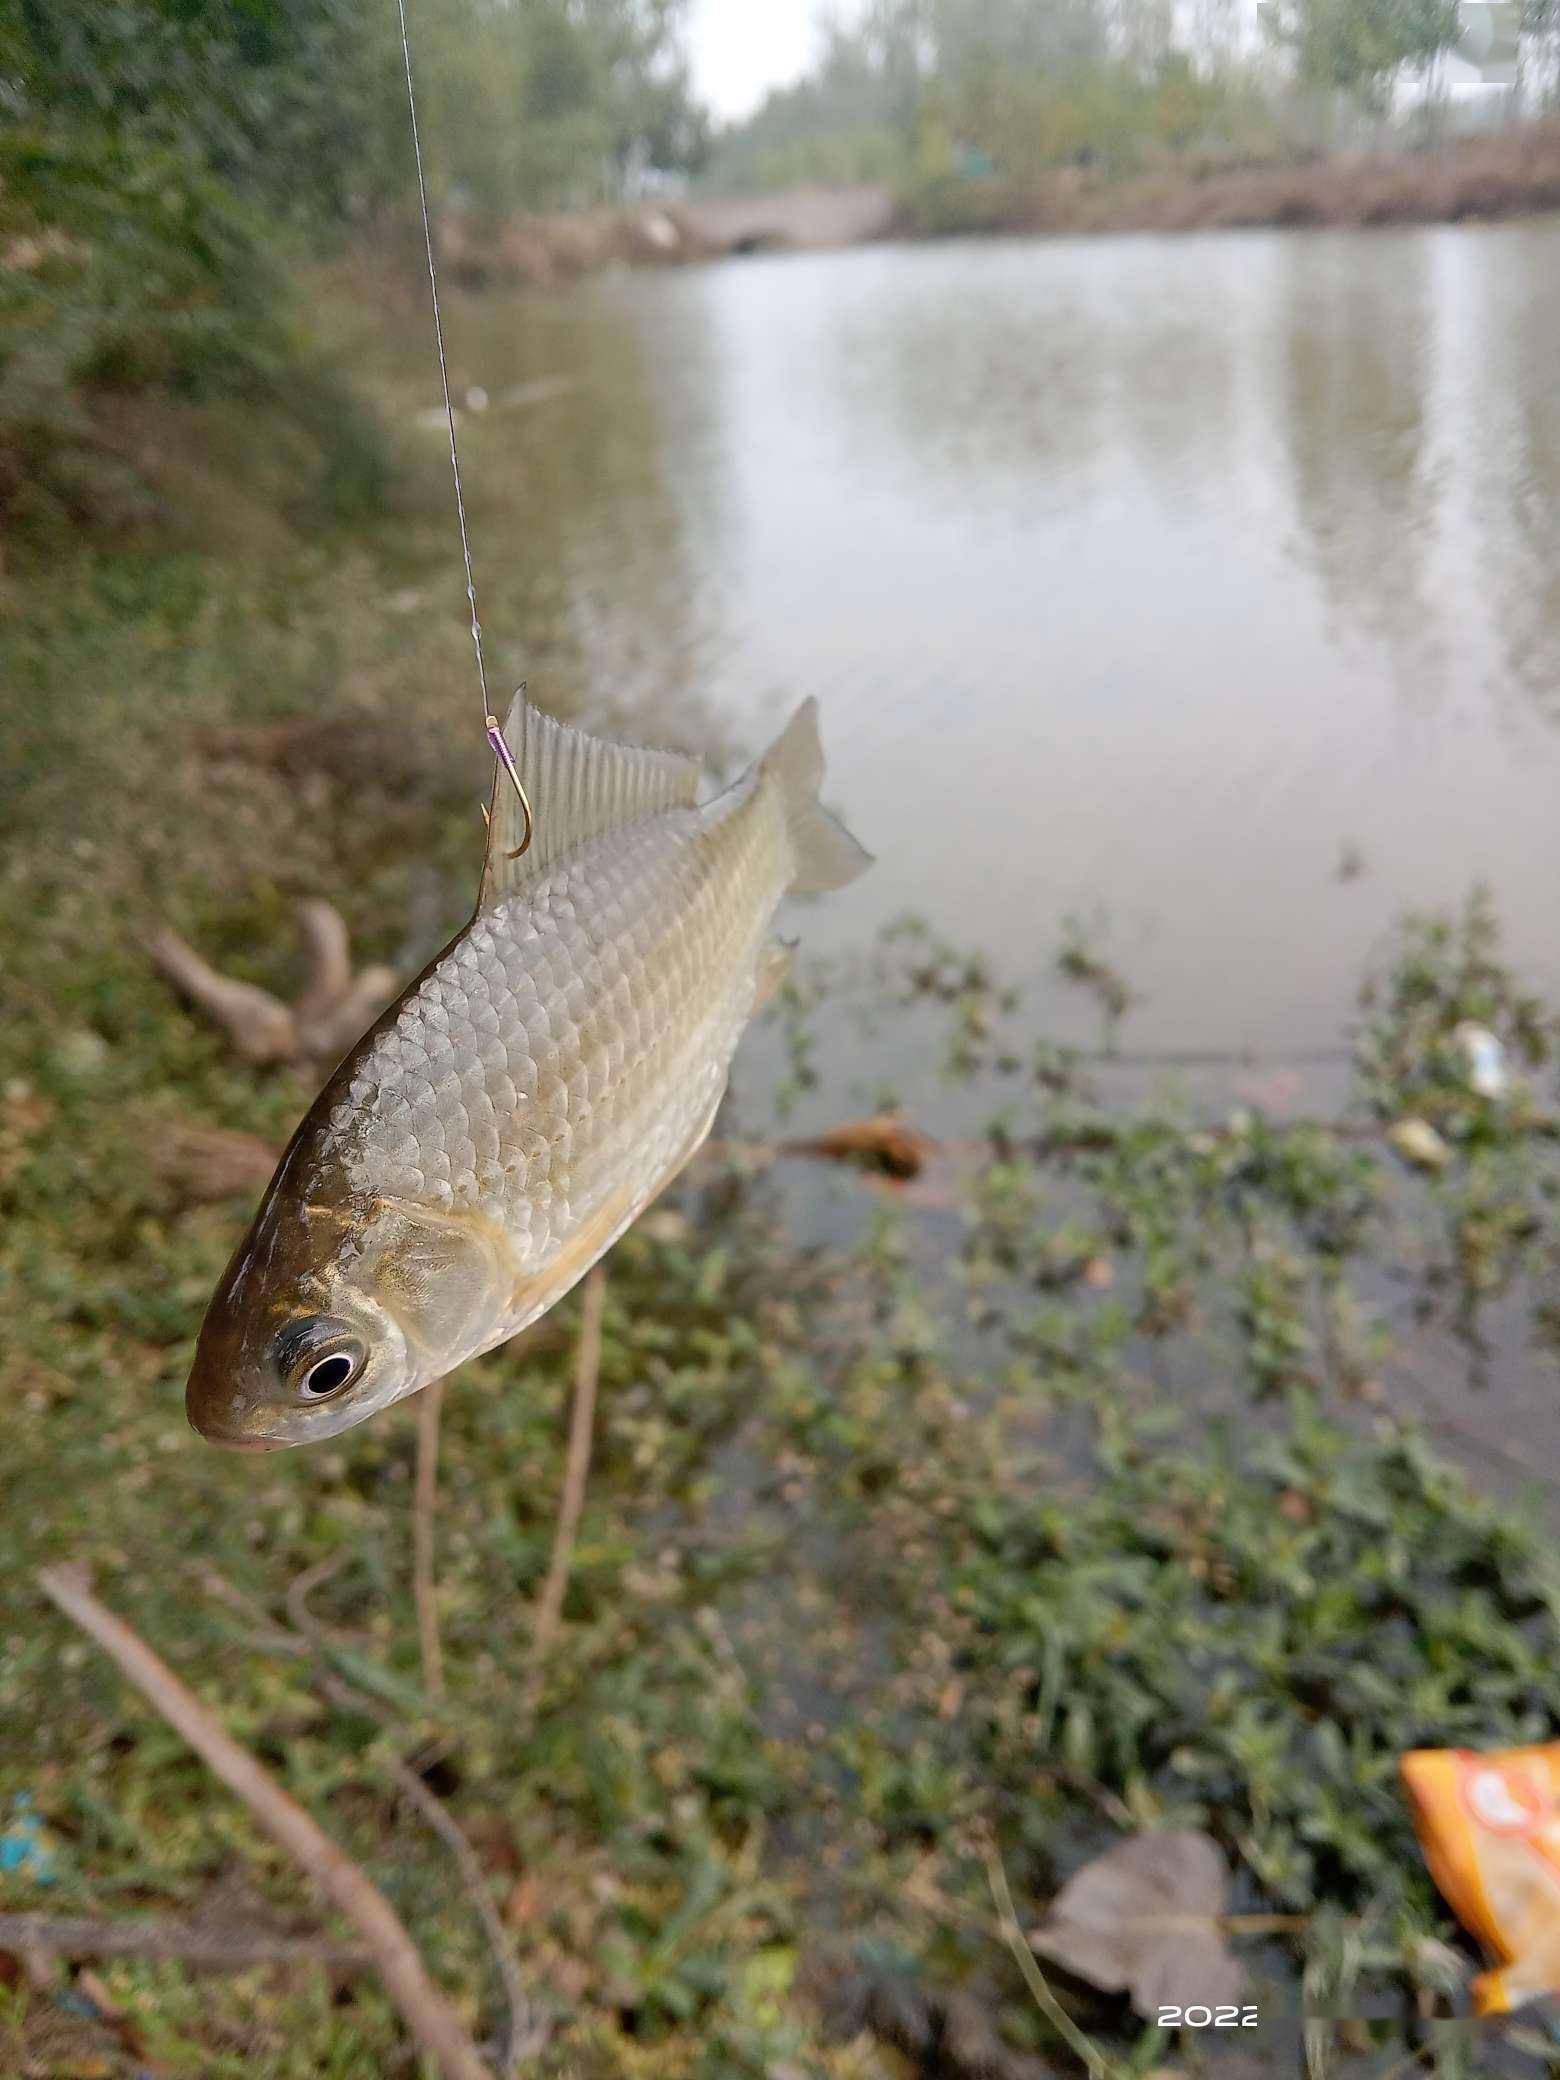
[[1266, 0, 1463, 109]]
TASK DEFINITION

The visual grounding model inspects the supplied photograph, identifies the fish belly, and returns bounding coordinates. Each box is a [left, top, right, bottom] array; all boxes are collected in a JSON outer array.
[[334, 781, 786, 1288]]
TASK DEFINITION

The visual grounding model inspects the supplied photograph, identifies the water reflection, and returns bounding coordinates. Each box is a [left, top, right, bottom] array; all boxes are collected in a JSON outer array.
[[392, 282, 725, 753], [1472, 225, 1560, 718], [825, 238, 1253, 510], [388, 225, 1560, 1058], [1274, 230, 1441, 697], [833, 252, 1109, 504]]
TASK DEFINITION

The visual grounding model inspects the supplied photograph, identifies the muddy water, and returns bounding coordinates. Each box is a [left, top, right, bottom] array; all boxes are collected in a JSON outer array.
[[420, 219, 1560, 1087]]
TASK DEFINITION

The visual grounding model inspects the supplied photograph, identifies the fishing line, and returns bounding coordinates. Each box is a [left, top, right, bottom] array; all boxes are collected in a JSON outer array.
[[394, 0, 535, 857]]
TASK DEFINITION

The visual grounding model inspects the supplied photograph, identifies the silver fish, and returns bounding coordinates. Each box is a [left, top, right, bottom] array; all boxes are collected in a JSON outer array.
[[186, 694, 869, 1448]]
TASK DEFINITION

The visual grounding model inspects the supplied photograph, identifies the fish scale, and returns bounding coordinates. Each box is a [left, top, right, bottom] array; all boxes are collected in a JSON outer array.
[[330, 786, 776, 1278]]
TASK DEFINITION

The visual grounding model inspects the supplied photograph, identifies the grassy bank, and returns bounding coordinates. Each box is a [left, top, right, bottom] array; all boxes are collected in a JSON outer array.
[[895, 120, 1560, 239], [9, 275, 1560, 2078]]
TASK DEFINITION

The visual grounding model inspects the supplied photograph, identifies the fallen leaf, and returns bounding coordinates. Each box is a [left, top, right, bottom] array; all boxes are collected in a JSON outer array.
[[782, 1115, 937, 1182], [460, 1807, 522, 1878], [1029, 1830, 1242, 2019]]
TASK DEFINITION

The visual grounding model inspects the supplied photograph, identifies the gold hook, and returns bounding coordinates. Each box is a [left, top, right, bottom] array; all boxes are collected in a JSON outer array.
[[484, 712, 534, 859]]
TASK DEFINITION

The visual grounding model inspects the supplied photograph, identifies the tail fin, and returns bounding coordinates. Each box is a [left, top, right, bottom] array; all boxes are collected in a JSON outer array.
[[758, 698, 873, 895]]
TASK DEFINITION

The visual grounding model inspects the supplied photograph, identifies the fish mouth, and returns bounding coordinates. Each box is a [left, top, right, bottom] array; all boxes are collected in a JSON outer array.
[[186, 1393, 292, 1452], [203, 1430, 291, 1453]]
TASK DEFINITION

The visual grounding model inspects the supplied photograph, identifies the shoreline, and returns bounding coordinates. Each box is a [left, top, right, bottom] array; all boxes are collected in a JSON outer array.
[[891, 119, 1560, 240], [432, 121, 1560, 289], [312, 119, 1560, 312]]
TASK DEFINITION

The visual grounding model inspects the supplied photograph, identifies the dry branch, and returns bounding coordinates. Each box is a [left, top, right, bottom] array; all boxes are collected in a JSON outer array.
[[526, 1267, 607, 1702], [152, 1124, 283, 1202], [146, 899, 395, 1071], [984, 1841, 1110, 2080], [144, 930, 296, 1065], [37, 1564, 495, 2080], [268, 1569, 541, 2066], [0, 1912, 367, 1973], [385, 1756, 546, 2070], [414, 1381, 447, 1703]]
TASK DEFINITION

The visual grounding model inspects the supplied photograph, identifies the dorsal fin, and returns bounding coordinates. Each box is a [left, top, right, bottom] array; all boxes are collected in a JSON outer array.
[[478, 691, 702, 909]]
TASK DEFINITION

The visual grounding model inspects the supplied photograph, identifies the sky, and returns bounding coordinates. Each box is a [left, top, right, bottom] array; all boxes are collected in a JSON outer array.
[[686, 0, 833, 122]]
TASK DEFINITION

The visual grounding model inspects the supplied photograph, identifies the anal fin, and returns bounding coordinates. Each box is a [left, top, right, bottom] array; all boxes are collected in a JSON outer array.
[[754, 941, 794, 1015]]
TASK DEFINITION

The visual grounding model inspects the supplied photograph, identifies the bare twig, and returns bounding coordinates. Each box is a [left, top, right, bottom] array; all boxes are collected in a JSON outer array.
[[414, 1381, 447, 1703], [197, 1568, 310, 1655], [525, 1268, 607, 1702], [0, 1912, 368, 1974], [37, 1564, 495, 2080], [385, 1756, 546, 2070], [983, 1840, 1114, 2080], [286, 1553, 354, 1646], [256, 1572, 540, 2065]]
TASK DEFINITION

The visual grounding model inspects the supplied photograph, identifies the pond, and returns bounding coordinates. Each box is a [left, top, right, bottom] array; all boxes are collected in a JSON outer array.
[[400, 218, 1560, 1090]]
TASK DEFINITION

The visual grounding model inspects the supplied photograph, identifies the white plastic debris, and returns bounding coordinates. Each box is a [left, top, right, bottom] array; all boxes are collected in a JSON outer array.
[[1452, 1022, 1508, 1100]]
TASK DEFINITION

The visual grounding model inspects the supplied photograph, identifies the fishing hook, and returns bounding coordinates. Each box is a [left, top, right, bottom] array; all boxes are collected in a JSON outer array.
[[485, 712, 535, 859]]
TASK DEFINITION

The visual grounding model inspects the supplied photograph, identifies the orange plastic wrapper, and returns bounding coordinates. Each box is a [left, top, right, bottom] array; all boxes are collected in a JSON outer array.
[[1401, 1743, 1560, 2015]]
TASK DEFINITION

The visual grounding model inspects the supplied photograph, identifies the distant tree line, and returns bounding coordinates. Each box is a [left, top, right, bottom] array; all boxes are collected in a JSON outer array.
[[700, 0, 1555, 199]]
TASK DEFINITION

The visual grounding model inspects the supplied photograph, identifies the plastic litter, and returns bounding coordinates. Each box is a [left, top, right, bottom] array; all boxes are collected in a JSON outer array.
[[1453, 1022, 1509, 1100], [0, 1793, 57, 1884], [1402, 1742, 1560, 2015]]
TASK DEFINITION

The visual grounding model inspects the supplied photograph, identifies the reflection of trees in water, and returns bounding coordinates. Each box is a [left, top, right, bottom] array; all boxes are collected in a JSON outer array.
[[1275, 234, 1440, 697], [1108, 289, 1238, 500], [1474, 230, 1560, 724], [832, 255, 1241, 508], [435, 284, 723, 754], [834, 275, 1106, 504]]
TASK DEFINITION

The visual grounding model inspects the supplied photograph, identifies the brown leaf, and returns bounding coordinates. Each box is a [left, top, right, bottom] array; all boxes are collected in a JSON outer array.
[[1029, 1830, 1243, 2019], [459, 1808, 523, 1879], [505, 1875, 543, 1928], [782, 1115, 938, 1181]]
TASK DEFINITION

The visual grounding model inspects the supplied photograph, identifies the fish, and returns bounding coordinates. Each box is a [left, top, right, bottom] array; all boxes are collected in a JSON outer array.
[[185, 693, 870, 1449]]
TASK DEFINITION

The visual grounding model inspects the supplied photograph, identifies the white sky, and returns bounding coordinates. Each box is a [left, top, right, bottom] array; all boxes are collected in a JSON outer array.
[[687, 0, 834, 122]]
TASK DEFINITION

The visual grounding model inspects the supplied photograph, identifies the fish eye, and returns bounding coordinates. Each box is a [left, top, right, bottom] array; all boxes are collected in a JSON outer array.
[[273, 1318, 367, 1403], [300, 1350, 360, 1398]]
